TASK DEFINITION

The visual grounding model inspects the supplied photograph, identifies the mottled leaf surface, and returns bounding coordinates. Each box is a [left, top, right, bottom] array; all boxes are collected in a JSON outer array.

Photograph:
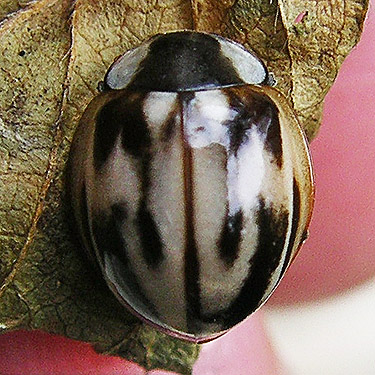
[[0, 0, 35, 21], [0, 0, 368, 373]]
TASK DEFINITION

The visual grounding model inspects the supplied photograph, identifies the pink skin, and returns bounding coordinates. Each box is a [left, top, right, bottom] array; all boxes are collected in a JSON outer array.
[[0, 5, 374, 374], [0, 330, 146, 375], [0, 313, 281, 375]]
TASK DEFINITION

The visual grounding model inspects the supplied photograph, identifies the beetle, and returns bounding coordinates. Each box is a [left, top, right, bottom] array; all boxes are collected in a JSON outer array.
[[67, 31, 314, 343]]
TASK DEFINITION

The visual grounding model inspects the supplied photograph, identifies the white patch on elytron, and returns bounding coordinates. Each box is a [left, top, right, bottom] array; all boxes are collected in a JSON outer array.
[[217, 37, 266, 85], [227, 128, 266, 217], [184, 90, 266, 218], [143, 92, 178, 129], [184, 90, 233, 148]]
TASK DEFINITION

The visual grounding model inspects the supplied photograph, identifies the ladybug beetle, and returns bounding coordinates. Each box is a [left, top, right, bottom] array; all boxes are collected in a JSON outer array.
[[67, 31, 314, 343]]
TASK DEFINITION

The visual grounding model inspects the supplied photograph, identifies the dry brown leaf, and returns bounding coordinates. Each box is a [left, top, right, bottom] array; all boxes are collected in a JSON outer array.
[[0, 0, 34, 21], [0, 0, 368, 373]]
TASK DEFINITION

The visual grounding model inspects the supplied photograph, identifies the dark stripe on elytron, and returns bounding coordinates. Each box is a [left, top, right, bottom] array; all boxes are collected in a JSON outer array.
[[136, 158, 165, 268], [139, 106, 177, 265], [218, 210, 244, 267], [99, 89, 164, 268], [224, 88, 283, 168], [263, 100, 283, 169], [91, 204, 127, 267], [181, 93, 202, 332], [224, 91, 253, 156], [119, 92, 151, 158], [91, 204, 158, 319], [94, 90, 151, 171], [94, 97, 123, 171], [198, 198, 289, 329], [128, 32, 244, 92], [135, 111, 165, 267], [136, 199, 164, 267], [136, 94, 181, 266], [160, 111, 178, 145], [278, 177, 301, 279]]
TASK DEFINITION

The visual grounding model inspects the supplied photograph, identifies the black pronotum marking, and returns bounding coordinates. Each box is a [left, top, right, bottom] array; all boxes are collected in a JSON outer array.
[[127, 32, 245, 92]]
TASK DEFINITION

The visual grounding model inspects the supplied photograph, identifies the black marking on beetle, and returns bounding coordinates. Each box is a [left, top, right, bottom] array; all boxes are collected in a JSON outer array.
[[128, 32, 243, 92], [218, 210, 244, 267], [160, 113, 177, 145], [94, 98, 123, 171], [279, 178, 301, 278], [224, 88, 283, 168], [92, 204, 128, 268], [96, 90, 165, 268], [262, 100, 283, 169], [199, 198, 289, 330], [181, 93, 202, 332], [111, 202, 128, 221], [135, 115, 165, 269], [94, 91, 151, 171], [224, 199, 288, 328], [136, 199, 165, 268], [119, 93, 152, 158], [91, 204, 158, 319], [224, 92, 252, 156]]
